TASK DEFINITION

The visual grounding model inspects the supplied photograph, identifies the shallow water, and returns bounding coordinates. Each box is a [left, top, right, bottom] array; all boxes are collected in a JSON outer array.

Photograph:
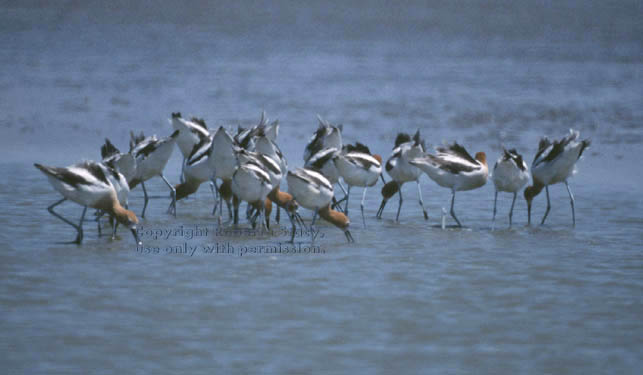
[[2, 1, 643, 374]]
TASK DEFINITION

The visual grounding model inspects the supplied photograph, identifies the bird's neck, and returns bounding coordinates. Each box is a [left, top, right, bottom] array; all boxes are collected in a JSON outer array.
[[318, 204, 349, 230], [268, 188, 294, 210], [109, 200, 132, 226]]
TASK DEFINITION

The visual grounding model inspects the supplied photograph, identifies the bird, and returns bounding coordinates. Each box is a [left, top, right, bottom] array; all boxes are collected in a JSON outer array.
[[253, 113, 289, 222], [305, 147, 348, 211], [287, 168, 354, 243], [128, 130, 179, 218], [233, 149, 282, 227], [376, 131, 429, 222], [303, 116, 343, 163], [410, 142, 488, 227], [98, 139, 135, 236], [230, 160, 273, 230], [524, 129, 590, 226], [169, 112, 210, 183], [101, 138, 137, 186], [210, 126, 240, 220], [492, 148, 530, 227], [334, 142, 382, 227], [173, 133, 221, 213], [34, 161, 141, 244]]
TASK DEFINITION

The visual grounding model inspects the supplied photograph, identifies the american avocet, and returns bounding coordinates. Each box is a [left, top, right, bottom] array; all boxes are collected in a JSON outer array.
[[170, 112, 210, 183], [376, 131, 429, 222], [173, 134, 219, 208], [410, 143, 488, 227], [334, 143, 382, 227], [101, 138, 137, 185], [304, 147, 348, 211], [35, 161, 141, 244], [211, 126, 240, 219], [230, 160, 273, 230], [128, 130, 179, 218], [524, 129, 590, 226], [287, 168, 354, 243], [234, 149, 282, 226], [98, 139, 135, 236], [303, 116, 343, 163], [492, 148, 530, 227], [253, 114, 288, 221]]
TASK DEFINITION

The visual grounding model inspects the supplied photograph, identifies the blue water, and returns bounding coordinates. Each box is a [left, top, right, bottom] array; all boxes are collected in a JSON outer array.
[[2, 1, 643, 373]]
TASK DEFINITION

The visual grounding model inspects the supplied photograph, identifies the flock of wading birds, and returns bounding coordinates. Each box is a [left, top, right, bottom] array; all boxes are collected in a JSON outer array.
[[34, 112, 591, 245]]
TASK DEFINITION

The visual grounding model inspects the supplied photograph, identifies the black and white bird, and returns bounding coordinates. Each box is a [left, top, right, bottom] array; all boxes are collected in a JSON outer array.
[[491, 148, 530, 228], [128, 130, 179, 218], [169, 112, 210, 183], [524, 129, 590, 226], [376, 131, 429, 222], [287, 168, 354, 243], [410, 143, 488, 227], [303, 116, 343, 163], [334, 142, 382, 227], [34, 161, 141, 244]]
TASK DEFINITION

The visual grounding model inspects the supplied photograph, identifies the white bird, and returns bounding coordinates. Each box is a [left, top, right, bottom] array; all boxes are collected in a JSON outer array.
[[410, 143, 488, 227], [492, 148, 530, 227], [303, 116, 343, 163], [376, 131, 429, 222], [97, 139, 135, 236], [211, 126, 239, 220], [128, 130, 179, 218], [173, 133, 218, 205], [169, 112, 210, 183], [524, 129, 590, 226], [230, 160, 273, 230], [234, 148, 282, 227], [101, 138, 137, 186], [334, 143, 383, 227], [305, 147, 348, 211], [287, 168, 354, 243], [34, 161, 141, 244]]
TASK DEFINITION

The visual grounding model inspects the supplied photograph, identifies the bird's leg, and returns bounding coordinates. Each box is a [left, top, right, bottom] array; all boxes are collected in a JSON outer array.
[[360, 187, 368, 228], [417, 180, 428, 220], [160, 174, 176, 217], [450, 190, 462, 227], [380, 174, 386, 184], [376, 198, 387, 219], [565, 181, 575, 227], [509, 192, 517, 228], [75, 206, 87, 244], [492, 190, 498, 230], [95, 209, 105, 237], [141, 181, 150, 218], [210, 178, 219, 215], [345, 185, 351, 215], [331, 196, 345, 213], [233, 196, 240, 226], [395, 181, 404, 222], [288, 212, 297, 243], [541, 186, 551, 225], [311, 209, 319, 244], [337, 181, 348, 202], [276, 206, 281, 224], [47, 198, 81, 244], [226, 198, 233, 220], [111, 218, 119, 240], [180, 157, 186, 184]]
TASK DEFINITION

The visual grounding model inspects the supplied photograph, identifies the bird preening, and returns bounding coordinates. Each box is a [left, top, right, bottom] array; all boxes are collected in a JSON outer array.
[[34, 112, 590, 245]]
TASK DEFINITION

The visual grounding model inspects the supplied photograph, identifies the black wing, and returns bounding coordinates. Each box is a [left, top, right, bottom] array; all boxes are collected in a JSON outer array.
[[437, 142, 477, 165], [101, 138, 120, 159]]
